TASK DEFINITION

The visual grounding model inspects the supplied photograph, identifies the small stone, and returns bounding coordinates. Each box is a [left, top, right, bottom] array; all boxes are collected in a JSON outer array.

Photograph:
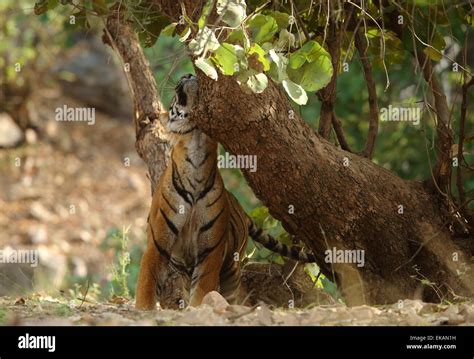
[[201, 291, 229, 313], [25, 129, 38, 144], [0, 113, 23, 148], [29, 202, 55, 222], [28, 225, 48, 244]]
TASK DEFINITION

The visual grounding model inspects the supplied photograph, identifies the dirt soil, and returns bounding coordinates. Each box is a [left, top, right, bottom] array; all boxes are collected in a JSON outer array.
[[2, 294, 474, 326]]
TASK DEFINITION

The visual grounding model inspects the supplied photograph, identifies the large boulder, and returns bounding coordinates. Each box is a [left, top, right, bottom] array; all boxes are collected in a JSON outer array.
[[52, 34, 133, 119]]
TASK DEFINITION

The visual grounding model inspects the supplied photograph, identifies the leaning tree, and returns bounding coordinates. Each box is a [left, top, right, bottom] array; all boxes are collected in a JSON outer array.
[[36, 0, 474, 305]]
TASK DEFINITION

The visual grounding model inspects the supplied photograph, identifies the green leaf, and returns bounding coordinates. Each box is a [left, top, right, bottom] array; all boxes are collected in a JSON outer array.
[[423, 46, 443, 62], [248, 43, 270, 71], [267, 49, 288, 83], [282, 79, 308, 105], [246, 73, 268, 93], [217, 0, 247, 27], [287, 40, 333, 92], [213, 43, 238, 75], [227, 28, 245, 43], [275, 29, 296, 50], [289, 40, 329, 69], [188, 26, 220, 55], [195, 57, 219, 80], [288, 59, 333, 92], [198, 0, 214, 29], [161, 23, 177, 36], [266, 11, 289, 29], [248, 14, 278, 44], [179, 27, 191, 42]]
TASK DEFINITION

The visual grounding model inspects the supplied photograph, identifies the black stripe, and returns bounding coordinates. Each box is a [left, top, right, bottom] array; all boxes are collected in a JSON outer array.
[[161, 193, 177, 213], [291, 246, 301, 260], [206, 186, 224, 207], [220, 264, 238, 282], [280, 244, 288, 257], [197, 166, 216, 201], [185, 156, 197, 169], [229, 217, 238, 250], [196, 231, 227, 266], [198, 152, 211, 167], [199, 206, 225, 234], [187, 177, 196, 190], [172, 160, 193, 205], [170, 258, 193, 276], [150, 224, 171, 261], [263, 236, 277, 249], [160, 208, 179, 236]]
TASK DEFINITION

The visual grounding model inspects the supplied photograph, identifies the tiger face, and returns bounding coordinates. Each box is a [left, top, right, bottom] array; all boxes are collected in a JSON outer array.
[[167, 74, 199, 135]]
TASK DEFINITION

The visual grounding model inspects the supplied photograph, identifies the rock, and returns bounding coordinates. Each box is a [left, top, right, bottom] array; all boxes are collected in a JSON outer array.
[[71, 256, 87, 277], [201, 291, 229, 313], [256, 303, 273, 326], [35, 246, 67, 289], [52, 36, 133, 118], [25, 128, 37, 144], [27, 225, 48, 244], [0, 113, 23, 148], [29, 202, 55, 222]]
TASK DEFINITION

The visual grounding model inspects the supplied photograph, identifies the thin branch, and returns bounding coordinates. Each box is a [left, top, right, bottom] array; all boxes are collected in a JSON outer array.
[[102, 4, 170, 193], [354, 30, 379, 159], [457, 32, 474, 232], [417, 51, 454, 192], [288, 0, 311, 41], [331, 111, 353, 152], [317, 8, 341, 139]]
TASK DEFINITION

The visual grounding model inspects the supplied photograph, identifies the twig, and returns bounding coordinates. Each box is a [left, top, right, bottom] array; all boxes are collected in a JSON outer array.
[[354, 30, 379, 159]]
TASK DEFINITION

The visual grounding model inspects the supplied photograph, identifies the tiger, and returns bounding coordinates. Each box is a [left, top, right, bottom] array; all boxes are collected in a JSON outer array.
[[135, 73, 316, 310]]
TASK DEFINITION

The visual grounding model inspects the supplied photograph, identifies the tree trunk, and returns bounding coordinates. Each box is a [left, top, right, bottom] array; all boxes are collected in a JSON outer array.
[[191, 74, 473, 305]]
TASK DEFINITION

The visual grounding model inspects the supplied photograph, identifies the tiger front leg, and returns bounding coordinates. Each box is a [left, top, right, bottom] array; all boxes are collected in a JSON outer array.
[[189, 244, 225, 307], [136, 222, 169, 310]]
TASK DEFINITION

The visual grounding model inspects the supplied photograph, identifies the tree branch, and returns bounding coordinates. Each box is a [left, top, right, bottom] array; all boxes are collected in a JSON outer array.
[[417, 51, 454, 193], [331, 111, 353, 152], [102, 5, 170, 193], [354, 30, 379, 159], [457, 38, 474, 232], [317, 14, 341, 139]]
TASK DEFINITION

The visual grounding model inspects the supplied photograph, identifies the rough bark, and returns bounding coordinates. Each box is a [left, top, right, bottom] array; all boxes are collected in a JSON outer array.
[[103, 8, 170, 192]]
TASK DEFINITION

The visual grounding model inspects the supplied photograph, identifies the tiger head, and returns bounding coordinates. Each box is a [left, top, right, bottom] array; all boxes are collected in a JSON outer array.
[[167, 74, 199, 135]]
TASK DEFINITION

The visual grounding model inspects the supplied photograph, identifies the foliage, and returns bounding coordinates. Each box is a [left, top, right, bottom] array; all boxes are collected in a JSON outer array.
[[0, 0, 68, 116], [109, 226, 132, 298]]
